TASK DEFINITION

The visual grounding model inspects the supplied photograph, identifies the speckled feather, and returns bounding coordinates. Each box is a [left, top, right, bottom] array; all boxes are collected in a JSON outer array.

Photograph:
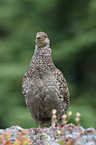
[[22, 32, 70, 126]]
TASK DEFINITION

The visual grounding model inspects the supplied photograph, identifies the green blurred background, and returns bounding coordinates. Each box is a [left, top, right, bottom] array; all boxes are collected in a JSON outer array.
[[0, 0, 96, 129]]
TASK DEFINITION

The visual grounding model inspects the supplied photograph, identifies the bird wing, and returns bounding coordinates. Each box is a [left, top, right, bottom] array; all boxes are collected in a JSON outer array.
[[54, 68, 70, 114], [22, 72, 32, 101]]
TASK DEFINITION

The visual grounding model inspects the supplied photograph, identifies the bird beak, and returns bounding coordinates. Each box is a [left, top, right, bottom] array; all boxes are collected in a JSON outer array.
[[36, 36, 40, 39]]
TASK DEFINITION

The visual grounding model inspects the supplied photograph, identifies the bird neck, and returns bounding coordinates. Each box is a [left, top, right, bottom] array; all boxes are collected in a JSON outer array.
[[27, 45, 55, 77], [34, 45, 52, 56], [30, 44, 55, 72]]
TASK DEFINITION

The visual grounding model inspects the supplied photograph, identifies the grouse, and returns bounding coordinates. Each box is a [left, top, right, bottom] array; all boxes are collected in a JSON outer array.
[[22, 32, 70, 127]]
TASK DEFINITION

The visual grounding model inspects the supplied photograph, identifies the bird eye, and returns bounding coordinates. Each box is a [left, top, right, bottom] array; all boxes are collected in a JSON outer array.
[[44, 36, 47, 38]]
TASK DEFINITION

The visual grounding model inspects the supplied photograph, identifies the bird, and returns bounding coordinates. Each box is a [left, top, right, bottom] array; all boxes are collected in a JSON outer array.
[[22, 32, 70, 127]]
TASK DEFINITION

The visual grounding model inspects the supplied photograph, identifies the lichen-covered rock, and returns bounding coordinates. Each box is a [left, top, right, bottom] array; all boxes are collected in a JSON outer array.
[[0, 124, 96, 145]]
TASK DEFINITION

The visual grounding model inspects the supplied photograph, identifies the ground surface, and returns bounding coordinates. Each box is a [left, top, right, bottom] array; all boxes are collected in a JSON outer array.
[[0, 124, 96, 145]]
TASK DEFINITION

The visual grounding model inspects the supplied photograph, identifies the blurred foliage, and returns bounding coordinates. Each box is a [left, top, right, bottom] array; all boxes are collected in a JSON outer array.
[[0, 0, 96, 129]]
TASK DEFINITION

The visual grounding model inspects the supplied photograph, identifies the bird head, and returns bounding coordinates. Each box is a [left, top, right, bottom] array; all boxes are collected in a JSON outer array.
[[36, 32, 50, 47]]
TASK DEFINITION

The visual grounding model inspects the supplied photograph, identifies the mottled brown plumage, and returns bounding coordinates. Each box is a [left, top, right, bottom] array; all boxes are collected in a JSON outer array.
[[22, 32, 70, 127]]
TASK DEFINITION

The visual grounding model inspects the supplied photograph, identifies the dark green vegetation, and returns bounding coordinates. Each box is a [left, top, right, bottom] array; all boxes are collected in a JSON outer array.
[[0, 0, 96, 129]]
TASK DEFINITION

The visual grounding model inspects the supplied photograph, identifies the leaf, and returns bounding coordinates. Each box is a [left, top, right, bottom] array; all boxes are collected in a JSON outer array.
[[4, 141, 12, 145], [14, 138, 20, 145], [22, 137, 30, 145], [56, 139, 64, 145], [57, 130, 62, 135], [6, 133, 11, 139]]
